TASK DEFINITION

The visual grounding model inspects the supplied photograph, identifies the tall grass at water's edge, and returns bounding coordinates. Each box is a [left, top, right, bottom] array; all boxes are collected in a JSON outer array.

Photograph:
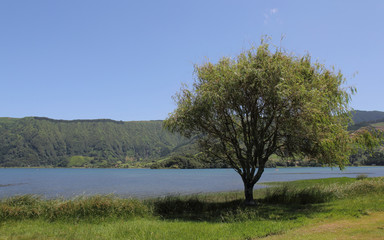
[[0, 195, 151, 222], [264, 176, 384, 205], [1, 177, 384, 223]]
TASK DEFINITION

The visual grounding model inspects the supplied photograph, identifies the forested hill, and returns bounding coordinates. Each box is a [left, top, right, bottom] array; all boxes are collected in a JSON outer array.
[[349, 110, 384, 131], [352, 110, 384, 124], [0, 117, 191, 167], [1, 110, 384, 168]]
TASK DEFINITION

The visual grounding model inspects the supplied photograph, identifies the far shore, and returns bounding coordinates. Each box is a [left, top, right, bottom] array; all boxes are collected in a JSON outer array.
[[1, 165, 382, 169]]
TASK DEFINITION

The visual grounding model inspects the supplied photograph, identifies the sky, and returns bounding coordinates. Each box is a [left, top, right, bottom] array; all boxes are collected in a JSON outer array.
[[1, 0, 383, 121]]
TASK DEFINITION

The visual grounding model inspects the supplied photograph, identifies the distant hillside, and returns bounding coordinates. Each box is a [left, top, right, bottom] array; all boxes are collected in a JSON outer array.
[[352, 110, 384, 124], [350, 110, 384, 131], [1, 110, 383, 168], [0, 117, 193, 168], [348, 111, 384, 166]]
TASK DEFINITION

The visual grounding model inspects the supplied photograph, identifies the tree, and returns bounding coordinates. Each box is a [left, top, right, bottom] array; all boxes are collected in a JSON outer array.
[[164, 40, 360, 205]]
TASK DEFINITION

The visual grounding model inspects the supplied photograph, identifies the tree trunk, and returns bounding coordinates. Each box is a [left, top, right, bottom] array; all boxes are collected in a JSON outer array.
[[244, 181, 256, 205]]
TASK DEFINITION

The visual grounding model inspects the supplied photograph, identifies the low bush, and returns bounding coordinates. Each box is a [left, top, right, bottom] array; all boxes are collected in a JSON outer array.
[[356, 174, 368, 180]]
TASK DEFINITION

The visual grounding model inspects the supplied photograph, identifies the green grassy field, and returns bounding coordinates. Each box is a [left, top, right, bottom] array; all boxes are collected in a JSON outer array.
[[1, 177, 383, 240]]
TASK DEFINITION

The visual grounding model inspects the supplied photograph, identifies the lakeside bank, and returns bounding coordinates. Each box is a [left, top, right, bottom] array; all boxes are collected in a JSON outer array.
[[1, 177, 383, 240]]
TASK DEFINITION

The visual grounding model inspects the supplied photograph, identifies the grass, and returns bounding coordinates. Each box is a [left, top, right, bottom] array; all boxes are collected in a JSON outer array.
[[372, 122, 384, 128], [261, 212, 384, 240], [0, 195, 150, 222], [0, 177, 383, 239], [0, 218, 306, 240]]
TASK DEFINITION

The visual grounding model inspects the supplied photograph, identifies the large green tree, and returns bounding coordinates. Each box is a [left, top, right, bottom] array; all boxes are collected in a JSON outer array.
[[164, 41, 362, 205]]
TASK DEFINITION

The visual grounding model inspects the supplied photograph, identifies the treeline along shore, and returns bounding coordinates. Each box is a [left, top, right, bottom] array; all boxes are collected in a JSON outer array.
[[1, 110, 384, 168]]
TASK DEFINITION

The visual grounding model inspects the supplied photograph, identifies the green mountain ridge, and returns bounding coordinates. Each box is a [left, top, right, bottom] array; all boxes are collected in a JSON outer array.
[[0, 117, 191, 168], [0, 110, 383, 168], [352, 110, 384, 124]]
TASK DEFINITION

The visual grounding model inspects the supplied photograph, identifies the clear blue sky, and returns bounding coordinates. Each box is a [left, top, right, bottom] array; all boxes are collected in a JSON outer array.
[[1, 0, 383, 121]]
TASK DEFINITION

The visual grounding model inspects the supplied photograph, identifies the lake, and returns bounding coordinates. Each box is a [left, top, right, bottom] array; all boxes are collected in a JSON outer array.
[[1, 167, 383, 199]]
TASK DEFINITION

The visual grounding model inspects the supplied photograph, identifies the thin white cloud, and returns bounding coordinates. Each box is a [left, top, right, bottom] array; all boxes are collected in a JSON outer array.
[[264, 8, 280, 25], [270, 8, 278, 14]]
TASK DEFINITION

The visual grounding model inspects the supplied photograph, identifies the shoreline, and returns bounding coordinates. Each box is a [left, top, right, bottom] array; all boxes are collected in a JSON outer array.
[[1, 177, 383, 239], [0, 176, 371, 201], [2, 167, 383, 200], [0, 165, 382, 169]]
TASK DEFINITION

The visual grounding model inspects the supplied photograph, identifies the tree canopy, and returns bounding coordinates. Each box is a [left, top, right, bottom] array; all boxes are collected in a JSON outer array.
[[164, 41, 369, 204]]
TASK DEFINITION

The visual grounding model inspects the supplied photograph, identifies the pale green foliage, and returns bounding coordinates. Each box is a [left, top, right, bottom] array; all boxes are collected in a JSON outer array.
[[352, 127, 384, 153], [164, 39, 361, 202]]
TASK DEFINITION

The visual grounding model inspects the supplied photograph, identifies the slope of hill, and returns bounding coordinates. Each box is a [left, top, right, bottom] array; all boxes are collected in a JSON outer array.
[[0, 117, 189, 167], [349, 110, 384, 131], [352, 110, 384, 124], [348, 111, 384, 166], [1, 110, 383, 168]]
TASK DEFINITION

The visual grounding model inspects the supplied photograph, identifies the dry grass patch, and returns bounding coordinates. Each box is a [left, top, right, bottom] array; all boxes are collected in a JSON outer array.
[[260, 212, 384, 240]]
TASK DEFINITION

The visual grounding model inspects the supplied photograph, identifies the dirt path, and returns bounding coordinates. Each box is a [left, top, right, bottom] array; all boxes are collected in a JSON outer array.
[[259, 212, 384, 240]]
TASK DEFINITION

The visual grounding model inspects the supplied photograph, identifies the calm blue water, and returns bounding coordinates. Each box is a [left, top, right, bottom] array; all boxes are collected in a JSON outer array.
[[0, 167, 383, 199]]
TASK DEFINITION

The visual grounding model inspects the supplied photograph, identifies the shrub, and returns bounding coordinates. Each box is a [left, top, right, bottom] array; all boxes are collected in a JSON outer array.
[[356, 174, 368, 180]]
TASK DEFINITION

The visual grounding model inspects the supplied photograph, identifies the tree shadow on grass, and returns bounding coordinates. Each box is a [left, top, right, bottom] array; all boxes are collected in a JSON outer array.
[[151, 196, 331, 222]]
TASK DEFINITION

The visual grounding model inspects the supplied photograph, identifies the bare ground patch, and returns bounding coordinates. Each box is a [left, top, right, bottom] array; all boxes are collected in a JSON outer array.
[[259, 212, 384, 240]]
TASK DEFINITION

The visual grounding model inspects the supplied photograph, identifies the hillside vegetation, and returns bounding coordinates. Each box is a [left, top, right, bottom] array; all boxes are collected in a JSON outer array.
[[0, 110, 383, 168], [0, 117, 195, 168], [351, 110, 384, 124]]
